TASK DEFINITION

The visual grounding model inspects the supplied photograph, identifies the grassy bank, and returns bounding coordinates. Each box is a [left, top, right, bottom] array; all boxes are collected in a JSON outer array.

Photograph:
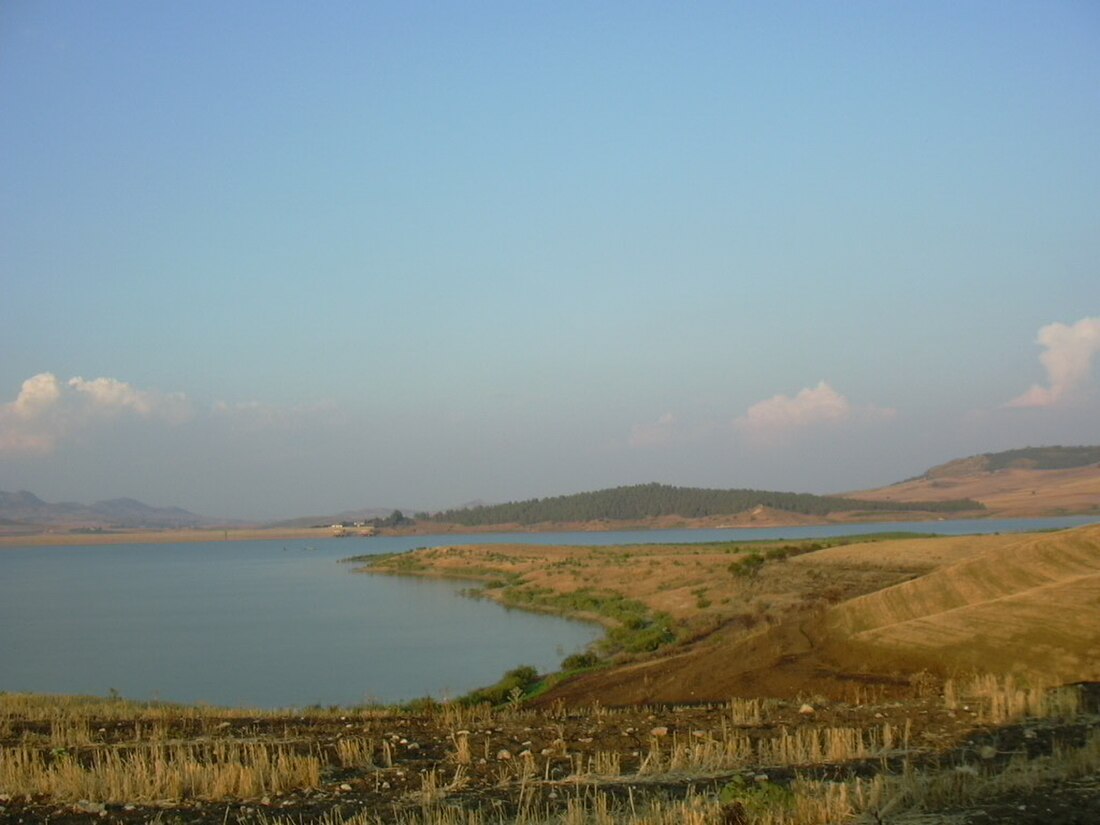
[[347, 533, 937, 670]]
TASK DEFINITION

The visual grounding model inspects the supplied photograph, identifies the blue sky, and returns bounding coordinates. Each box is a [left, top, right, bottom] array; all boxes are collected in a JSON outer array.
[[1, 2, 1098, 519]]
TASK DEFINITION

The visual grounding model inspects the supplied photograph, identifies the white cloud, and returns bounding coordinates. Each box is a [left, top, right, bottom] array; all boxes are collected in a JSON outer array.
[[733, 381, 895, 444], [0, 372, 340, 456], [0, 373, 66, 453], [1006, 317, 1100, 408], [10, 372, 63, 418], [68, 376, 191, 422], [0, 373, 193, 454], [628, 412, 678, 449]]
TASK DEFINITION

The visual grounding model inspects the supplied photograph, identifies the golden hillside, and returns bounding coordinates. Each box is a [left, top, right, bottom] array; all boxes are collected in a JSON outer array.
[[539, 526, 1100, 705], [821, 524, 1100, 683], [848, 464, 1100, 517]]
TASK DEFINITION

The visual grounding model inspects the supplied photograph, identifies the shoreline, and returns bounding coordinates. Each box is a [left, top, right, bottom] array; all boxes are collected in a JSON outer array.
[[3, 506, 1098, 548]]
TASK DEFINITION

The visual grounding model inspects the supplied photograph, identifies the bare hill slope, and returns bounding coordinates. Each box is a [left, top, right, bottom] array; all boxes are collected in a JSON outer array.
[[848, 464, 1100, 517], [543, 526, 1100, 705], [822, 525, 1100, 682]]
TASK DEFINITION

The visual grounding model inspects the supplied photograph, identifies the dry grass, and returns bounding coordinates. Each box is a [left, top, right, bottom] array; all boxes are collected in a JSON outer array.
[[848, 463, 1100, 517], [2, 687, 1096, 824], [358, 535, 924, 660], [729, 697, 767, 726], [799, 532, 1007, 571], [552, 715, 911, 786], [0, 692, 398, 804], [864, 727, 1100, 820], [378, 526, 1100, 709], [241, 727, 1100, 825], [942, 674, 1081, 724], [0, 740, 322, 802], [824, 525, 1100, 682], [335, 736, 377, 768]]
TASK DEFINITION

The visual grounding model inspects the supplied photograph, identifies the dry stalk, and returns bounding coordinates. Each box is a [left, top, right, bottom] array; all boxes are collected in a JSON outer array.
[[450, 731, 472, 766], [0, 740, 322, 803], [335, 736, 375, 768], [729, 697, 764, 726], [943, 674, 1081, 723]]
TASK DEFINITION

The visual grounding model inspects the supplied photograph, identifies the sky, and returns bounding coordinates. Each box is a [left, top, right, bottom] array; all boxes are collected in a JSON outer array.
[[1, 2, 1098, 520]]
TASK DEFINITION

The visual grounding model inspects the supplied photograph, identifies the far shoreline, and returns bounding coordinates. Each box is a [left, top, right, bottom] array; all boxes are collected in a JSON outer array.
[[0, 526, 331, 548], [1, 505, 1087, 549]]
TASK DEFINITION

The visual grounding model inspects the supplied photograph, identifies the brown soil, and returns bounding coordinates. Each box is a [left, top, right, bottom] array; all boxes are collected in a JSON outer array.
[[3, 692, 1096, 824]]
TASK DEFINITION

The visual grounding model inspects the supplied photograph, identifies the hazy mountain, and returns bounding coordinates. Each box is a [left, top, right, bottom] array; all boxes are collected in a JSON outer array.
[[0, 490, 212, 529]]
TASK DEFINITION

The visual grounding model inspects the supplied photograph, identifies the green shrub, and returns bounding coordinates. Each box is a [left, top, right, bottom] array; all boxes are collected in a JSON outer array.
[[459, 665, 541, 706], [729, 553, 765, 577], [718, 776, 794, 814], [561, 652, 599, 671]]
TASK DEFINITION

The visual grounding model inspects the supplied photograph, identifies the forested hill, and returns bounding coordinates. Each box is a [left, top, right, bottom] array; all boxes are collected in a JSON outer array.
[[427, 483, 982, 526], [923, 445, 1100, 478]]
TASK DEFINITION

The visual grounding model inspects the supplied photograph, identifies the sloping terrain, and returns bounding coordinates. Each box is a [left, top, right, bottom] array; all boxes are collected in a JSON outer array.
[[849, 446, 1100, 517], [850, 464, 1100, 516], [822, 526, 1100, 682], [543, 526, 1100, 705], [926, 445, 1100, 475]]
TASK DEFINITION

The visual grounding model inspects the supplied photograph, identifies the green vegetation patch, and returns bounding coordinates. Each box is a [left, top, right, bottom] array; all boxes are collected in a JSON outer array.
[[984, 445, 1100, 471], [718, 775, 795, 817], [457, 665, 540, 707], [727, 533, 935, 578], [365, 553, 428, 573], [729, 553, 767, 578], [503, 586, 675, 655]]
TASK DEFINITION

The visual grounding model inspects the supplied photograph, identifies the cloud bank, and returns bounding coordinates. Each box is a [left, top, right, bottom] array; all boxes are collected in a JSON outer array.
[[0, 373, 192, 454], [0, 372, 343, 457], [733, 381, 895, 444], [1007, 317, 1100, 408]]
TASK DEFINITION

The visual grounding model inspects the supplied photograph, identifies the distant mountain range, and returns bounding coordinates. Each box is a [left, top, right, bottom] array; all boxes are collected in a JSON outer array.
[[0, 490, 213, 530]]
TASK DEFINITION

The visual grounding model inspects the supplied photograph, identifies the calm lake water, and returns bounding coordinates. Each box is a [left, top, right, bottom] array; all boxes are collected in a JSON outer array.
[[1, 514, 1096, 708]]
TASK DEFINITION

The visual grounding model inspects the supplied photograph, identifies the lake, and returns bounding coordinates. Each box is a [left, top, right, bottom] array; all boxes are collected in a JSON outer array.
[[1, 514, 1096, 708]]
